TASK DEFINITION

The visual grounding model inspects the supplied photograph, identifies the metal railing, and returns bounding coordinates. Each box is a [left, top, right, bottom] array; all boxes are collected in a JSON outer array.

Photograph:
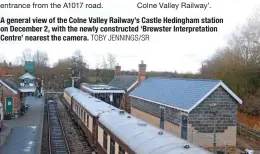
[[237, 122, 260, 150]]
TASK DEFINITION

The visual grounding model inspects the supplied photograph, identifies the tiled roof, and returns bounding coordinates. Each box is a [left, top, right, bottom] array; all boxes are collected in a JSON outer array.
[[3, 78, 20, 92], [108, 75, 138, 90], [130, 77, 242, 112], [0, 77, 19, 94]]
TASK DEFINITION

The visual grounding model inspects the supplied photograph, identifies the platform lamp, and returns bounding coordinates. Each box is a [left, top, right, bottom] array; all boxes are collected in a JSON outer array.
[[209, 103, 217, 154]]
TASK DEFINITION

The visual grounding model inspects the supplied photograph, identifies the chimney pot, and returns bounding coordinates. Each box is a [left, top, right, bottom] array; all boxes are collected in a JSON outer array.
[[115, 64, 121, 76], [138, 60, 146, 83]]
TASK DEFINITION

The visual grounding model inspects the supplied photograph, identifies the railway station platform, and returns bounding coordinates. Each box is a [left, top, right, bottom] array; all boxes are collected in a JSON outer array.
[[0, 96, 44, 154], [0, 126, 39, 154]]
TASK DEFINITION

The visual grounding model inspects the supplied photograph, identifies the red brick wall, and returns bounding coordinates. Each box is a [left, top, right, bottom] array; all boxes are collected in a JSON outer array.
[[122, 82, 139, 113], [1, 86, 21, 114]]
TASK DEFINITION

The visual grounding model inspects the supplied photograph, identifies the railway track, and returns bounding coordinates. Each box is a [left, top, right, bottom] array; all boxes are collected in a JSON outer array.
[[41, 99, 70, 154], [57, 97, 94, 154], [49, 101, 70, 154]]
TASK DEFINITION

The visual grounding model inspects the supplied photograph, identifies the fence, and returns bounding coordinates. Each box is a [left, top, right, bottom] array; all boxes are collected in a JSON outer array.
[[237, 122, 260, 150]]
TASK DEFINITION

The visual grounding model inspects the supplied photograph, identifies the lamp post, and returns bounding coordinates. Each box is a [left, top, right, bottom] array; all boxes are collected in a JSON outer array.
[[209, 103, 217, 154]]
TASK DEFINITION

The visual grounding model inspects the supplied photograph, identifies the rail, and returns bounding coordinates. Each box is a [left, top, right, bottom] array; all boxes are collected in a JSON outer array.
[[55, 99, 71, 154], [48, 100, 70, 154]]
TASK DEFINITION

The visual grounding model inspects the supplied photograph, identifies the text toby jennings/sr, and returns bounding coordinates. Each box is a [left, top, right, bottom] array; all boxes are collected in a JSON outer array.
[[137, 2, 210, 10]]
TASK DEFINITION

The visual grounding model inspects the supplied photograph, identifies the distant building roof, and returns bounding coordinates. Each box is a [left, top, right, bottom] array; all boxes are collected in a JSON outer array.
[[130, 77, 242, 113], [0, 77, 19, 94], [81, 83, 125, 93], [19, 72, 35, 80], [108, 75, 138, 91]]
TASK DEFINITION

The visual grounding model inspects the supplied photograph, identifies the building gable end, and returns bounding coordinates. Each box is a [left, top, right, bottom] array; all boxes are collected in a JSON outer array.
[[187, 81, 242, 113]]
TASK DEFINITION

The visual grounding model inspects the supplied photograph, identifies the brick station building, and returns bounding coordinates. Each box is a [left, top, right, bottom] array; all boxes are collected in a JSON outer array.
[[0, 60, 22, 118], [129, 77, 242, 153], [0, 77, 22, 117]]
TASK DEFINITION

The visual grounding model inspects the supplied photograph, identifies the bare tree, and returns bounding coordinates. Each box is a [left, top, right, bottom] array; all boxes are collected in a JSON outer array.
[[33, 50, 49, 67], [72, 50, 87, 76], [200, 7, 260, 101], [107, 53, 116, 70], [101, 56, 108, 69], [14, 56, 22, 66], [227, 9, 260, 66], [21, 49, 33, 64]]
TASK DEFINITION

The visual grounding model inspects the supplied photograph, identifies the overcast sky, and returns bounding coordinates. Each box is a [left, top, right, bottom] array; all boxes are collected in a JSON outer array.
[[0, 0, 259, 73]]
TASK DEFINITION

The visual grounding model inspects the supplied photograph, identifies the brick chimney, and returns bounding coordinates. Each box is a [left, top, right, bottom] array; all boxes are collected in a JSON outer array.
[[1, 60, 8, 77], [115, 63, 121, 76], [138, 60, 146, 82]]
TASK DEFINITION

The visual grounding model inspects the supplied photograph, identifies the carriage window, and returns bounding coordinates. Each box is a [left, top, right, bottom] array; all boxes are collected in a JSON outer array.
[[83, 112, 86, 123], [87, 115, 89, 127], [103, 132, 107, 151], [119, 146, 125, 154], [81, 109, 83, 119], [110, 138, 115, 154]]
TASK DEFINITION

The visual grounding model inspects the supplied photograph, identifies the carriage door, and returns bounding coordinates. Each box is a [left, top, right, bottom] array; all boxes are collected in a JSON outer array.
[[181, 115, 188, 140], [159, 107, 165, 129], [5, 97, 13, 113], [93, 118, 97, 147]]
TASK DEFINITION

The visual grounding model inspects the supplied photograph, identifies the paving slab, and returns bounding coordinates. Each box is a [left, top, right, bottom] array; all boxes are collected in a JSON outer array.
[[0, 96, 44, 154], [0, 126, 39, 154]]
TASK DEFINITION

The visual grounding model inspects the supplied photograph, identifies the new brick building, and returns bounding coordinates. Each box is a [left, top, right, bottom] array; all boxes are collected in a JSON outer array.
[[129, 77, 242, 153]]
